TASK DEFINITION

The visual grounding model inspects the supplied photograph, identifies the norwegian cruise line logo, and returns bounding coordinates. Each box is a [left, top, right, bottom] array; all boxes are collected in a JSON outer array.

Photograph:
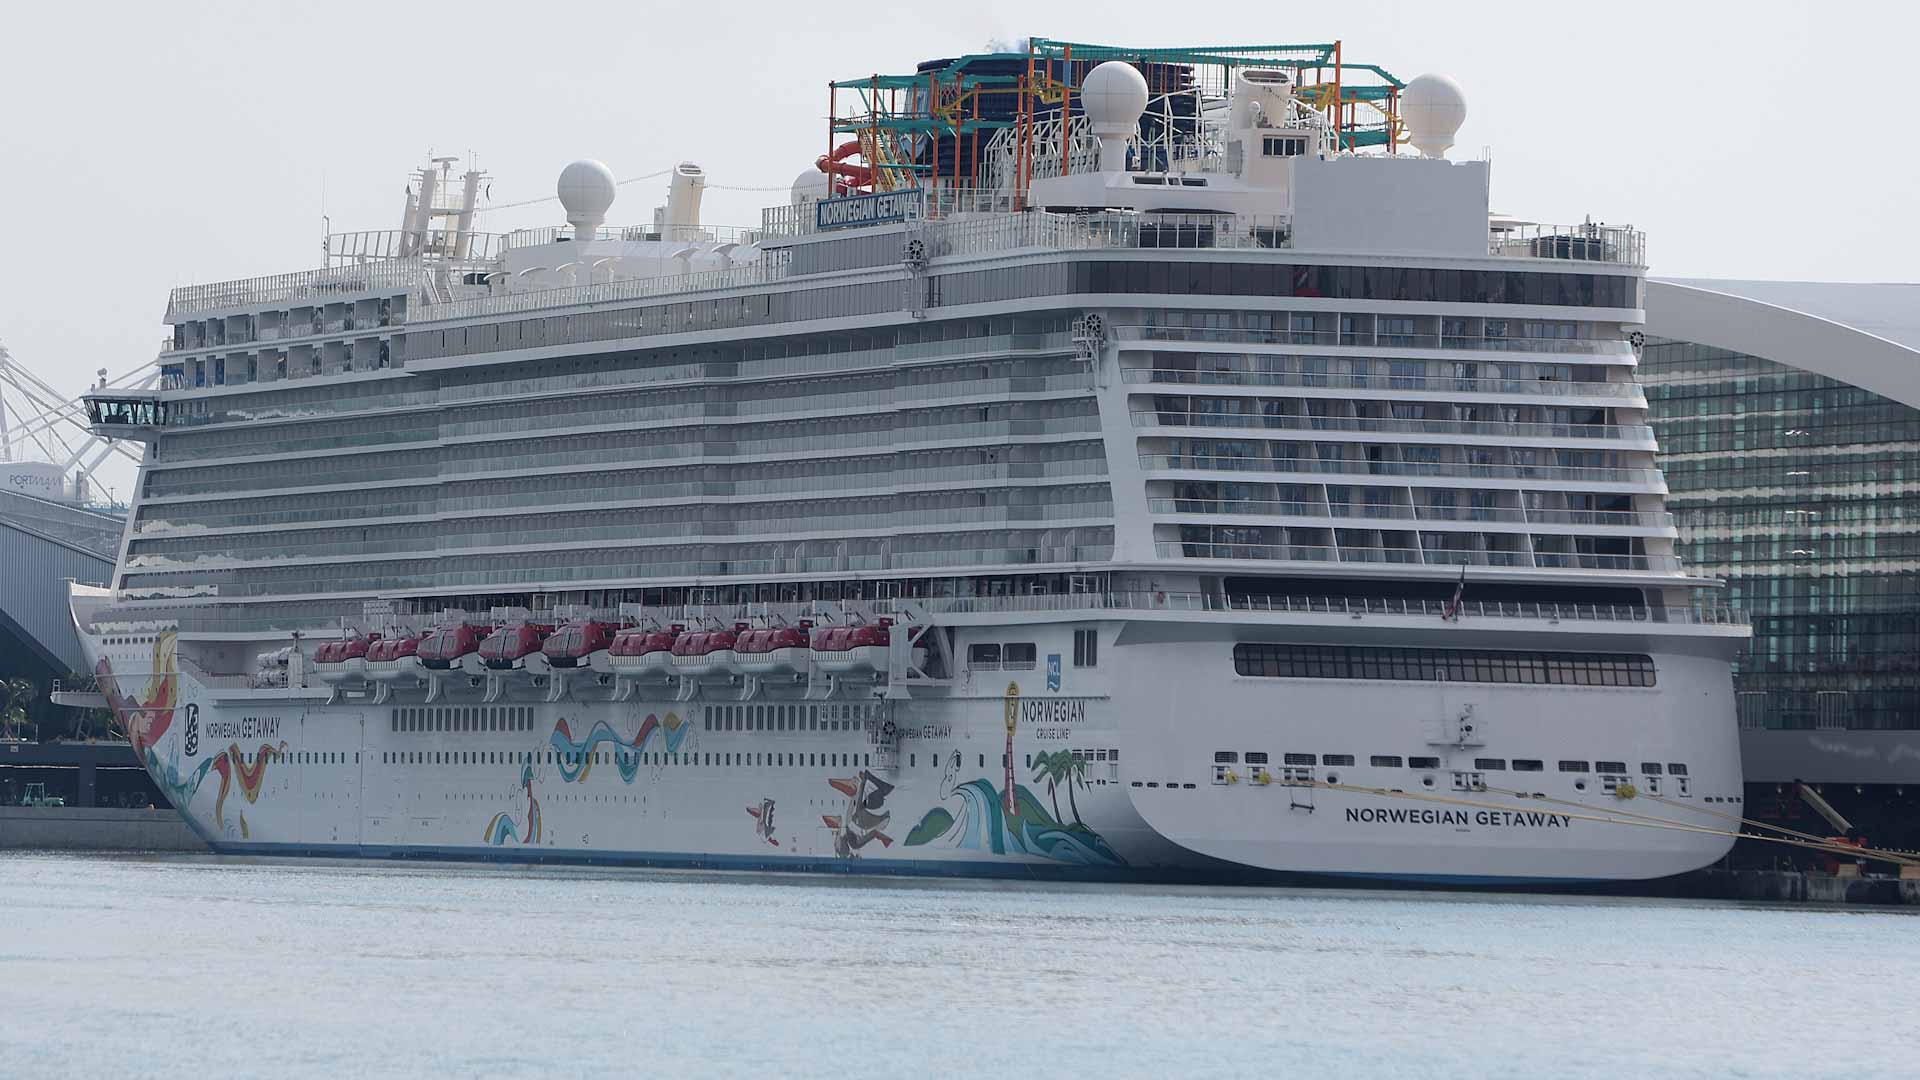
[[182, 703, 200, 757]]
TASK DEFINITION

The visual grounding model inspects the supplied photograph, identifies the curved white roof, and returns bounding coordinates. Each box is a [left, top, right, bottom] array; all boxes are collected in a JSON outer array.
[[1646, 278, 1920, 407]]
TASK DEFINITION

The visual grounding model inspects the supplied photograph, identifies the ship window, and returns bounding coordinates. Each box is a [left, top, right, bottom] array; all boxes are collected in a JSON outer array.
[[1558, 760, 1590, 772], [1641, 762, 1663, 775], [1370, 755, 1403, 767], [1215, 751, 1239, 764], [1409, 756, 1440, 769], [1283, 753, 1315, 766], [1596, 761, 1627, 774], [1073, 629, 1099, 667], [1234, 644, 1654, 687], [1667, 763, 1688, 776], [1475, 759, 1506, 770], [1323, 754, 1355, 767], [1514, 760, 1544, 772], [1003, 643, 1037, 669], [1244, 752, 1268, 765]]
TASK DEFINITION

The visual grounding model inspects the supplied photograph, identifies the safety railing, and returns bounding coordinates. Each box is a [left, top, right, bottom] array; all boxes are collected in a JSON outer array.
[[1132, 409, 1653, 443], [1491, 223, 1646, 267], [1146, 499, 1674, 530], [1113, 325, 1630, 356], [1121, 367, 1641, 399], [1138, 453, 1662, 487], [1152, 540, 1682, 573]]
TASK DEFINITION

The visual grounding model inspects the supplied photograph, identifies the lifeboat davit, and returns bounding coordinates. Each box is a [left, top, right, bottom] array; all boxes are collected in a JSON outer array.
[[670, 623, 742, 676], [734, 622, 812, 675], [312, 634, 377, 683], [478, 622, 552, 671], [417, 623, 489, 671], [542, 619, 617, 669], [364, 633, 425, 682], [609, 625, 678, 674]]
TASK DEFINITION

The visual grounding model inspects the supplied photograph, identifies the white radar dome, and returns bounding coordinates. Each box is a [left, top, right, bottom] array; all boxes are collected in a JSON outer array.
[[791, 166, 830, 204], [1401, 73, 1467, 159], [1080, 61, 1149, 172], [557, 158, 617, 233], [1080, 61, 1149, 134]]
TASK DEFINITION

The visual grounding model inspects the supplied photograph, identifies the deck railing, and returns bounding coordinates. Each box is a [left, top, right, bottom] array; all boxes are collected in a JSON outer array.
[[1115, 325, 1631, 356], [1152, 541, 1682, 573], [1122, 367, 1642, 399], [1138, 453, 1663, 487], [1132, 409, 1653, 443]]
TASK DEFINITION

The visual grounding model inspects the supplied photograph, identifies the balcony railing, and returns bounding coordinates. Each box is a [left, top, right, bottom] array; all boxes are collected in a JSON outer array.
[[1115, 325, 1630, 356], [1146, 498, 1674, 530], [1133, 410, 1653, 443], [1153, 540, 1681, 573], [1139, 453, 1663, 487], [165, 260, 454, 320], [1122, 367, 1642, 399], [880, 591, 1742, 626]]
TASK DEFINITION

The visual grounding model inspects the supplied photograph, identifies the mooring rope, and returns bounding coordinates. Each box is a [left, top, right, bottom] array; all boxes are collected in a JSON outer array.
[[1303, 779, 1920, 869]]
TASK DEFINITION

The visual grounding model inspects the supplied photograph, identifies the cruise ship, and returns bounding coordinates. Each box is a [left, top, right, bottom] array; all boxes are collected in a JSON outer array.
[[77, 39, 1749, 884]]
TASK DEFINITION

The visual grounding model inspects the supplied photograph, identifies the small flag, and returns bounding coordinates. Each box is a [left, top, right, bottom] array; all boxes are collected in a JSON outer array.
[[1442, 563, 1467, 622]]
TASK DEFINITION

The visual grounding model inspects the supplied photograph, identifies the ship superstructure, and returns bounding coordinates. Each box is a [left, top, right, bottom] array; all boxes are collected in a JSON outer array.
[[77, 40, 1747, 883]]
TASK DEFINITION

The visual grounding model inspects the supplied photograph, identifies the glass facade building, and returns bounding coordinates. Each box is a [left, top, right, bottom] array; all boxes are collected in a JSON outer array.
[[1643, 338, 1920, 733]]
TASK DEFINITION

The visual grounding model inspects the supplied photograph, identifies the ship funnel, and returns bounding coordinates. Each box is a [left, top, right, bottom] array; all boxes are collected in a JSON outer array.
[[665, 162, 706, 240], [1079, 61, 1149, 172]]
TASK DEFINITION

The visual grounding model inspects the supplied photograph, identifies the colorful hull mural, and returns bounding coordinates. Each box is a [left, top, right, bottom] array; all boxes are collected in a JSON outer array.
[[905, 750, 1124, 867]]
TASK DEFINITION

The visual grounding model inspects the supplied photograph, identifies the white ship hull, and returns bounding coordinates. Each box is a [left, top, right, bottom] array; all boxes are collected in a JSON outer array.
[[82, 613, 1743, 884]]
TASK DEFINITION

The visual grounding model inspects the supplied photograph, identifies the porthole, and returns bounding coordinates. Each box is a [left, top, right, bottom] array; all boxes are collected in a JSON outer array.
[[1421, 775, 1435, 788], [1574, 780, 1588, 791], [1326, 774, 1340, 786]]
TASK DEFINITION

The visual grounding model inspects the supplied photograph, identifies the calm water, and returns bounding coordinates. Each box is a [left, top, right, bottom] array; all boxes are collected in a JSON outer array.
[[1, 854, 1914, 1079]]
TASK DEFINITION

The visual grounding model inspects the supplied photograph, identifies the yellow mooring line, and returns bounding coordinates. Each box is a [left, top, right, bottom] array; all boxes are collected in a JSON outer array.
[[1310, 780, 1920, 869]]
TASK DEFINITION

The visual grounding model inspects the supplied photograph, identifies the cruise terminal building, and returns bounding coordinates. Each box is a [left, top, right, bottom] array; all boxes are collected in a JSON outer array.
[[1643, 278, 1920, 850]]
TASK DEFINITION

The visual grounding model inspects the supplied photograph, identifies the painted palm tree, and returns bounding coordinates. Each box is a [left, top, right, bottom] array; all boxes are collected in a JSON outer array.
[[1061, 751, 1088, 826], [1030, 750, 1069, 823]]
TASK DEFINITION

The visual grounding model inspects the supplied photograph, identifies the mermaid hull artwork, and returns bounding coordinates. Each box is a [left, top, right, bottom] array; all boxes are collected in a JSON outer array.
[[78, 606, 1749, 885]]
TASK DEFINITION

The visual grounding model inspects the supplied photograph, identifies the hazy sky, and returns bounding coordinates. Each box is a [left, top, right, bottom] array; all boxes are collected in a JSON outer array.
[[1, 0, 1912, 499]]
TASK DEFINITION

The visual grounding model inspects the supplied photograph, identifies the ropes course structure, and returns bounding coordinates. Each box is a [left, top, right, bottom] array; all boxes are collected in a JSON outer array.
[[0, 341, 150, 508]]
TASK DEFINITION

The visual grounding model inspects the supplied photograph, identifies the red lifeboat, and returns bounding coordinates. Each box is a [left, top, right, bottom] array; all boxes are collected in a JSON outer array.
[[479, 622, 552, 670], [610, 625, 679, 673], [737, 621, 812, 675], [817, 618, 922, 674], [313, 634, 378, 682], [417, 623, 489, 670], [365, 633, 425, 682], [542, 619, 617, 669], [670, 623, 741, 675]]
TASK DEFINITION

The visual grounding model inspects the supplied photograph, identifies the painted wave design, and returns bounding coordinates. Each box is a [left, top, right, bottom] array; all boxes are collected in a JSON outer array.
[[906, 779, 1124, 867], [547, 714, 692, 784]]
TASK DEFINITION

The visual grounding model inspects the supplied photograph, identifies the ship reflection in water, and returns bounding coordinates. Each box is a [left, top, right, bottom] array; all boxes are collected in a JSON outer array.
[[3, 853, 1913, 1079]]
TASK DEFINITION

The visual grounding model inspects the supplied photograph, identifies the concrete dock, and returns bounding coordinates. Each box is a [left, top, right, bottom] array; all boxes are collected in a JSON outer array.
[[0, 805, 205, 852]]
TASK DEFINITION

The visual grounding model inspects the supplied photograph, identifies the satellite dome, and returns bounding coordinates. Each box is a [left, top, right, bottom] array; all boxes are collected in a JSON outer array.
[[557, 159, 616, 232], [1080, 61, 1150, 135], [1401, 74, 1467, 159], [790, 166, 830, 205]]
